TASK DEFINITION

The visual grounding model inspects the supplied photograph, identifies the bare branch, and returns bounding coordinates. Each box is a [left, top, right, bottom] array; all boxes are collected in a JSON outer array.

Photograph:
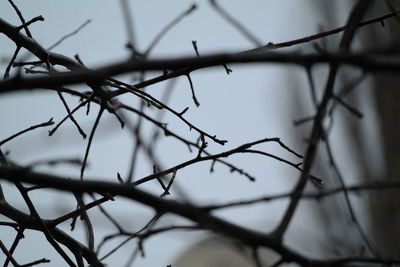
[[0, 118, 54, 147]]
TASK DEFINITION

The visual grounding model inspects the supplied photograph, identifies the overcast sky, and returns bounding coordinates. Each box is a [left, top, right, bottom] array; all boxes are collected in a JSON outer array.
[[0, 1, 362, 266]]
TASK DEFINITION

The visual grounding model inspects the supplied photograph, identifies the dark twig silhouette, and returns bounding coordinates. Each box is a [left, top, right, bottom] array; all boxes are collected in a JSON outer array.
[[1, 0, 400, 266]]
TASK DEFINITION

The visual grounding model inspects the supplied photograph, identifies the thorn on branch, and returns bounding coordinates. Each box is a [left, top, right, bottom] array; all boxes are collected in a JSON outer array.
[[74, 54, 86, 66], [163, 128, 171, 137], [140, 97, 163, 109], [210, 160, 216, 173], [85, 99, 91, 115], [117, 172, 124, 184], [192, 40, 200, 57], [186, 3, 197, 14], [179, 107, 189, 116], [223, 63, 233, 74]]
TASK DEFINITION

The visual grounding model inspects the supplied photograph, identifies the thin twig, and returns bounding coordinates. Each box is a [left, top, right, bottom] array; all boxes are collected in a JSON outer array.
[[0, 239, 20, 267], [203, 180, 400, 211], [49, 94, 93, 136], [47, 19, 91, 51], [0, 118, 54, 146], [8, 0, 32, 37], [210, 0, 262, 46], [259, 10, 400, 50], [75, 194, 95, 251], [3, 166, 400, 266], [1, 10, 398, 93], [272, 0, 372, 242], [324, 138, 377, 255], [56, 89, 87, 138], [80, 106, 104, 179], [97, 213, 163, 258], [4, 46, 21, 79], [4, 227, 25, 267], [186, 73, 200, 107], [111, 80, 226, 144], [133, 137, 303, 187], [144, 4, 197, 56]]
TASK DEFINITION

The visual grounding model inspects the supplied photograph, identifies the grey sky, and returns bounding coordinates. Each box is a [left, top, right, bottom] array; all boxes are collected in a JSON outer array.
[[0, 1, 351, 266]]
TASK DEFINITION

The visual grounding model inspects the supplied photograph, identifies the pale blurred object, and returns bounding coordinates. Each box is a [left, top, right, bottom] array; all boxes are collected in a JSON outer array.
[[173, 237, 284, 267]]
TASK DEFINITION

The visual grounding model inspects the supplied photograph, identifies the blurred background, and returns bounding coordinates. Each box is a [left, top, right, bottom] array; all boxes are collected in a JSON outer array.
[[0, 0, 399, 266]]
